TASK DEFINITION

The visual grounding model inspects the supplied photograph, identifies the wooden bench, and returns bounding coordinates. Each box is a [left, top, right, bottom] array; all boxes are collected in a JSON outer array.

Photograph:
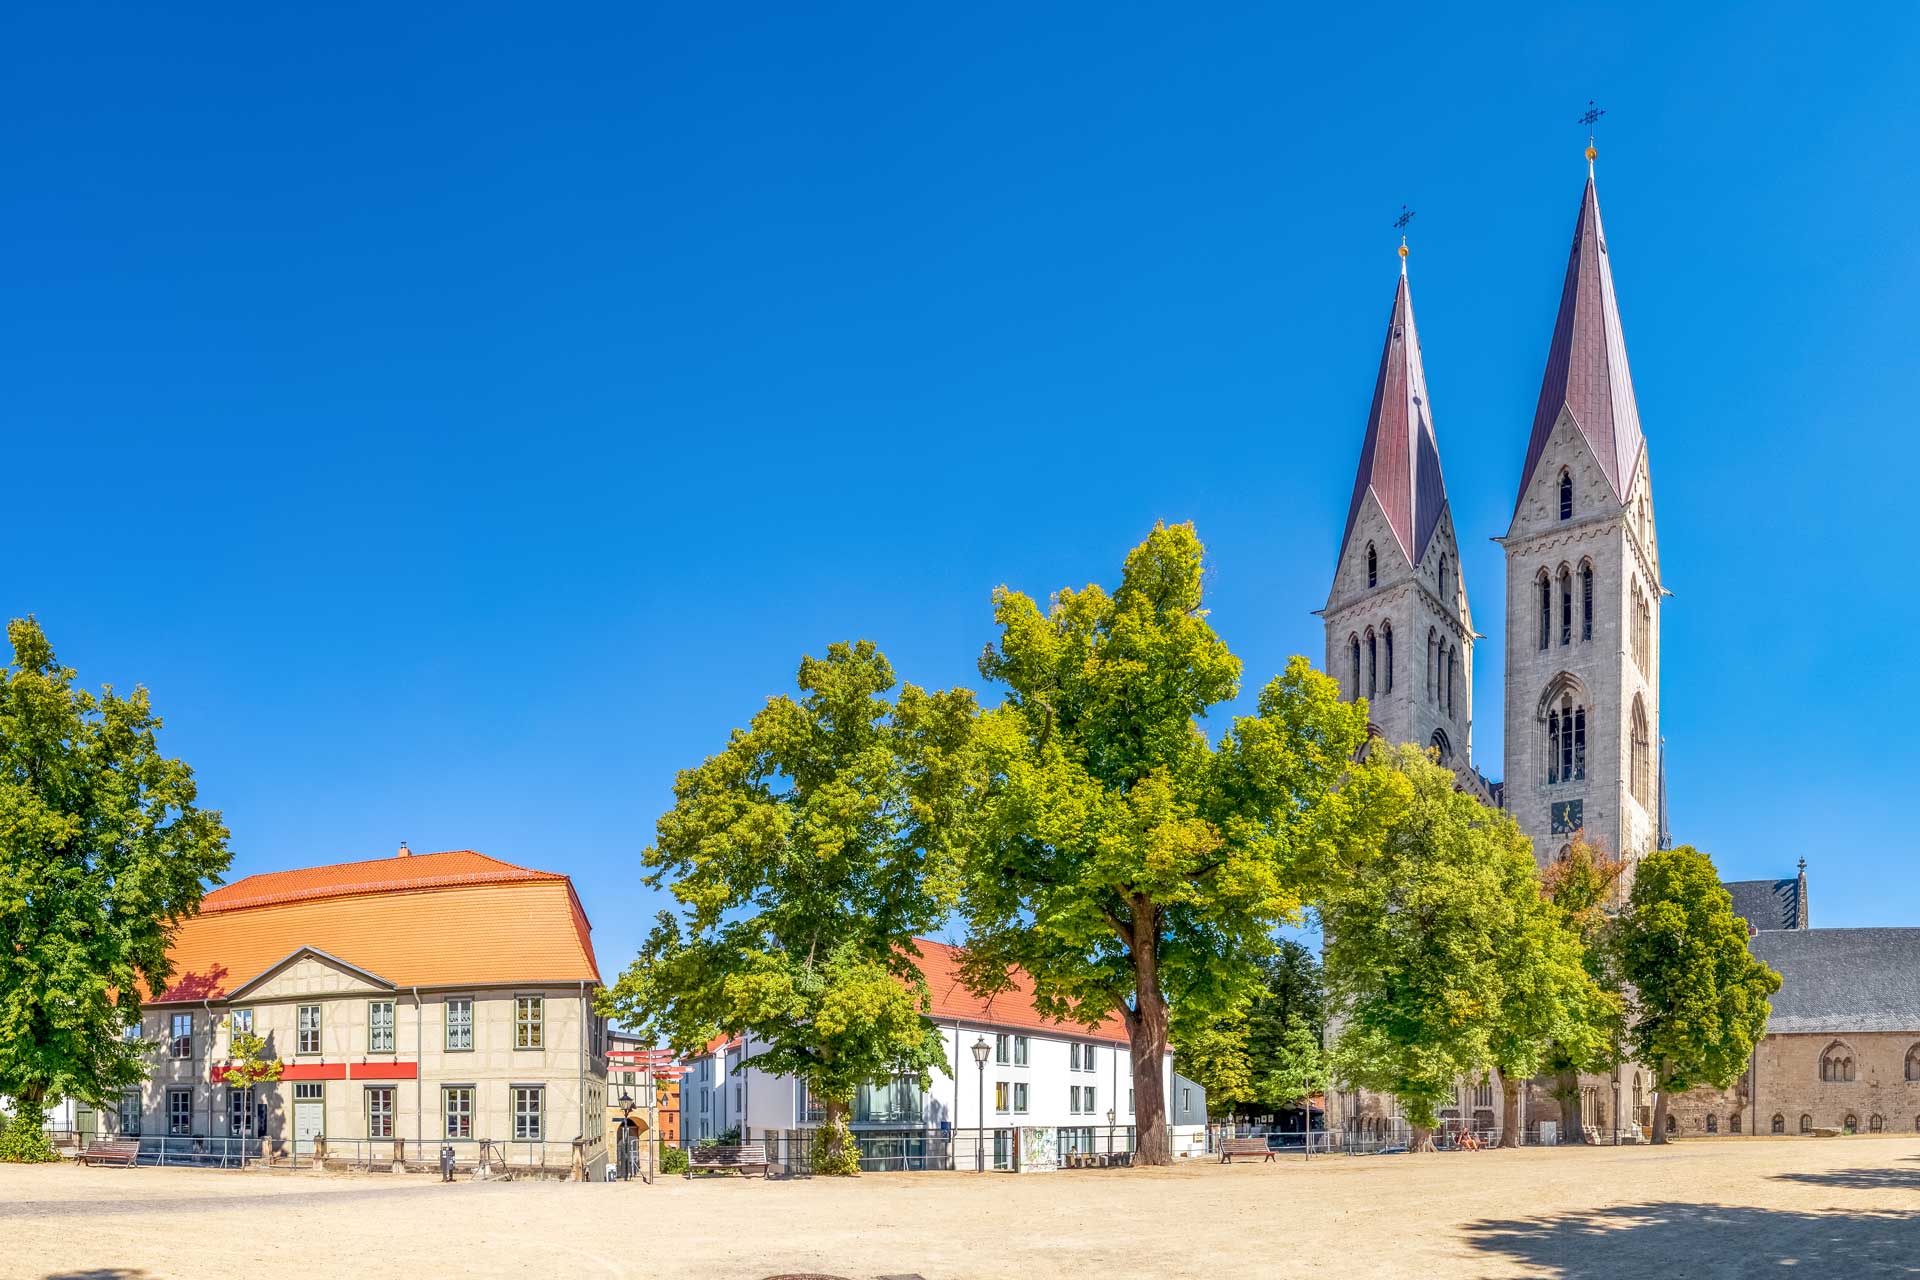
[[686, 1142, 769, 1178], [1219, 1137, 1275, 1164], [78, 1139, 141, 1167]]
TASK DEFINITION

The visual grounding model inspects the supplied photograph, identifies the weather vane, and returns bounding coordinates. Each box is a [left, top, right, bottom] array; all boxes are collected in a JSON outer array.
[[1579, 100, 1606, 164]]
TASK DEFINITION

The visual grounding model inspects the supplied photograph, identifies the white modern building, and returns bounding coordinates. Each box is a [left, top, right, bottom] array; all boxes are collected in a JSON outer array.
[[682, 939, 1206, 1167]]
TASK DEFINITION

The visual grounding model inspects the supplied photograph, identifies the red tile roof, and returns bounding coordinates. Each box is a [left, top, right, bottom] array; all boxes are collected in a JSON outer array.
[[1340, 265, 1450, 567], [1516, 170, 1646, 514], [913, 939, 1131, 1045], [150, 849, 599, 1002]]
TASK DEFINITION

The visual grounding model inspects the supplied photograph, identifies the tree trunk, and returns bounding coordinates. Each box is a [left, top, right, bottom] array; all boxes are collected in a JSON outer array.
[[1499, 1076, 1523, 1148], [1649, 1069, 1669, 1145], [1126, 918, 1172, 1167], [1409, 1124, 1436, 1153], [1556, 1070, 1585, 1144], [820, 1098, 860, 1173]]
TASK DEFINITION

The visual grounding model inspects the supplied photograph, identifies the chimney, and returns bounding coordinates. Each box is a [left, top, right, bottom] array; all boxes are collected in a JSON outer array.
[[398, 842, 412, 858]]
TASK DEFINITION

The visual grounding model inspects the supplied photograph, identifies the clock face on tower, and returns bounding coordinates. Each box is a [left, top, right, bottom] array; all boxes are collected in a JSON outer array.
[[1550, 799, 1584, 835]]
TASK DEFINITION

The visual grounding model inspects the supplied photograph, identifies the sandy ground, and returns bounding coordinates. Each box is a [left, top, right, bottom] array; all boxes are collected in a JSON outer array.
[[5, 1137, 1917, 1280]]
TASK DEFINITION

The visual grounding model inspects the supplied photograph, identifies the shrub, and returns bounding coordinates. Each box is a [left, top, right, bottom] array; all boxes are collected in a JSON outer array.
[[659, 1145, 689, 1175], [0, 1108, 58, 1163]]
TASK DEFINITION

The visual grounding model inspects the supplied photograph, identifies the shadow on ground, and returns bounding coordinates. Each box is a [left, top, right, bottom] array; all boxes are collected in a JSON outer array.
[[41, 1271, 153, 1279], [1769, 1155, 1920, 1193], [1468, 1199, 1920, 1278]]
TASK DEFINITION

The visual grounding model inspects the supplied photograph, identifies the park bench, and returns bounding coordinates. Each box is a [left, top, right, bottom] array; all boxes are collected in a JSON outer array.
[[686, 1141, 769, 1178], [78, 1139, 141, 1167], [1219, 1137, 1275, 1164]]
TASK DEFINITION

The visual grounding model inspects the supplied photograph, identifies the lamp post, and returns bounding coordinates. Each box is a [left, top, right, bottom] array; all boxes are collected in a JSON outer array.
[[1611, 1079, 1621, 1148], [971, 1036, 991, 1172], [618, 1091, 635, 1180]]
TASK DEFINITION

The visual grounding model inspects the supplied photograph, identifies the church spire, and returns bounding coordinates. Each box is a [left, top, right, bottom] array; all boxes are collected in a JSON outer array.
[[1513, 160, 1646, 515], [1338, 251, 1449, 568]]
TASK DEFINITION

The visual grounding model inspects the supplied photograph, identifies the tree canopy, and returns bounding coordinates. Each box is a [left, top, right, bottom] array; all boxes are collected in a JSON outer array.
[[0, 617, 230, 1125], [954, 523, 1368, 1164], [1618, 844, 1781, 1143], [600, 640, 974, 1171], [1173, 940, 1327, 1119], [1321, 744, 1549, 1148]]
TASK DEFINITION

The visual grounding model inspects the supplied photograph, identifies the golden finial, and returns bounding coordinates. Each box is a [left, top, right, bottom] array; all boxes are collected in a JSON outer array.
[[1393, 206, 1415, 274], [1398, 236, 1409, 260], [1585, 141, 1598, 162]]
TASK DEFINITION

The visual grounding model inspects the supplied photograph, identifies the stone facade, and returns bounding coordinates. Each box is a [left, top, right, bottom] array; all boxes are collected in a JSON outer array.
[[1669, 1032, 1920, 1138]]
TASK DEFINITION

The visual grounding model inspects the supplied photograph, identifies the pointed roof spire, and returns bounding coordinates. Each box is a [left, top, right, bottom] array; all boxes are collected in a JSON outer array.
[[1340, 252, 1449, 567], [1514, 161, 1646, 515]]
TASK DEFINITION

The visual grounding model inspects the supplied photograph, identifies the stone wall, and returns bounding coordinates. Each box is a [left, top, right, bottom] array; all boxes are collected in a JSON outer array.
[[1671, 1031, 1920, 1137]]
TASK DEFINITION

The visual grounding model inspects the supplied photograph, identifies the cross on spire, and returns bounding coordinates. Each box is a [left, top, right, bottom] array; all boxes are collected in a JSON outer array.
[[1394, 206, 1415, 273], [1579, 100, 1606, 170]]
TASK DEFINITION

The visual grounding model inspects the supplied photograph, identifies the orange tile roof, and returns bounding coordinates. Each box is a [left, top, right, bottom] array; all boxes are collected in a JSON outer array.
[[913, 939, 1131, 1045], [150, 851, 599, 1003]]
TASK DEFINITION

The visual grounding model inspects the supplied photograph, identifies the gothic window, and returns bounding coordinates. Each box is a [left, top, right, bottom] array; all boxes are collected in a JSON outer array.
[[1427, 628, 1437, 702], [1382, 624, 1393, 694], [1907, 1045, 1920, 1082], [1573, 705, 1585, 780], [1366, 629, 1377, 698], [1537, 572, 1551, 651], [1446, 647, 1456, 719], [1350, 636, 1361, 701], [1844, 1113, 1859, 1133], [1548, 708, 1561, 785], [1366, 542, 1378, 589], [1820, 1043, 1856, 1083], [1730, 1113, 1741, 1134], [1631, 698, 1651, 806], [1705, 1114, 1717, 1134], [1799, 1114, 1812, 1135], [1558, 470, 1573, 521], [1557, 845, 1571, 861], [1558, 567, 1573, 646], [1580, 563, 1593, 641], [1771, 1113, 1784, 1135], [1870, 1114, 1884, 1133], [1438, 554, 1449, 602], [1430, 729, 1451, 763]]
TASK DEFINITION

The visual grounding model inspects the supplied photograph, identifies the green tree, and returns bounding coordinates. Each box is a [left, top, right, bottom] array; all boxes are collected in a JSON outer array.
[[0, 618, 230, 1144], [1174, 939, 1327, 1119], [1483, 850, 1613, 1147], [1618, 845, 1781, 1144], [1321, 744, 1544, 1152], [218, 1017, 284, 1154], [600, 641, 974, 1173], [1539, 837, 1629, 1143], [955, 524, 1369, 1164]]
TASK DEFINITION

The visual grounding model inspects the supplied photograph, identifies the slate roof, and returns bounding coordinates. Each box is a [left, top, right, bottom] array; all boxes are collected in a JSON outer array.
[[1724, 878, 1804, 932], [1515, 170, 1646, 515], [1750, 929, 1920, 1035], [1340, 265, 1450, 568]]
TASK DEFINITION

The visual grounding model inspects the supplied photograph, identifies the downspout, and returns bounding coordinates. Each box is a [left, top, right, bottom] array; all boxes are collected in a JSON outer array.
[[413, 987, 423, 1156], [578, 980, 588, 1169], [202, 998, 216, 1140]]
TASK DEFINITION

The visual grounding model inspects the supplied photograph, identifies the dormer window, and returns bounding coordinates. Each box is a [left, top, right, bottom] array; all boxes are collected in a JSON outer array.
[[1366, 543, 1377, 588], [1559, 470, 1574, 521]]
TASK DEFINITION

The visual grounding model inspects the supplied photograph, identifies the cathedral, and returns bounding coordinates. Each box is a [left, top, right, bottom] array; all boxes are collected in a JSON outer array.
[[1321, 147, 1665, 1141], [1321, 146, 1662, 881]]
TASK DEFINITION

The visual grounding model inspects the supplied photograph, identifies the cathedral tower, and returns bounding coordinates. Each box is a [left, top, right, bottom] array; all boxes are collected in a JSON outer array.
[[1501, 154, 1662, 875], [1322, 249, 1474, 766]]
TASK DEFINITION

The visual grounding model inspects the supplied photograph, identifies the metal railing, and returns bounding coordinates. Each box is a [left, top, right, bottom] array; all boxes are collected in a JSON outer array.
[[698, 1125, 1146, 1178]]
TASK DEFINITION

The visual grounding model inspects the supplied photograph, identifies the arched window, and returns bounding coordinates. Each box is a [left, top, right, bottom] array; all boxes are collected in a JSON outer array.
[[1427, 628, 1437, 702], [1558, 567, 1573, 646], [1821, 1043, 1856, 1083], [1580, 563, 1594, 641], [1631, 697, 1651, 806], [1548, 708, 1562, 784], [1438, 554, 1450, 602], [1366, 542, 1378, 588], [1771, 1113, 1785, 1135], [1705, 1114, 1717, 1134], [1537, 573, 1551, 651], [1844, 1113, 1859, 1133], [1870, 1114, 1884, 1133], [1907, 1045, 1920, 1082], [1665, 1114, 1675, 1135], [1446, 646, 1456, 718], [1366, 629, 1377, 699], [1350, 636, 1361, 700], [1573, 704, 1586, 780], [1557, 845, 1571, 861], [1558, 470, 1574, 521], [1729, 1113, 1741, 1134], [1430, 729, 1452, 763], [1382, 623, 1394, 694], [1799, 1114, 1812, 1135]]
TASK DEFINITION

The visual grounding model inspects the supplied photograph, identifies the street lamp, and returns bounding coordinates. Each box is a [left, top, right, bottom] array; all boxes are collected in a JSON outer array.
[[971, 1036, 991, 1172], [618, 1091, 635, 1179]]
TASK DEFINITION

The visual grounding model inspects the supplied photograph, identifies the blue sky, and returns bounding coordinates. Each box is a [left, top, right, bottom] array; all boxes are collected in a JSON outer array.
[[6, 2, 1914, 975]]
